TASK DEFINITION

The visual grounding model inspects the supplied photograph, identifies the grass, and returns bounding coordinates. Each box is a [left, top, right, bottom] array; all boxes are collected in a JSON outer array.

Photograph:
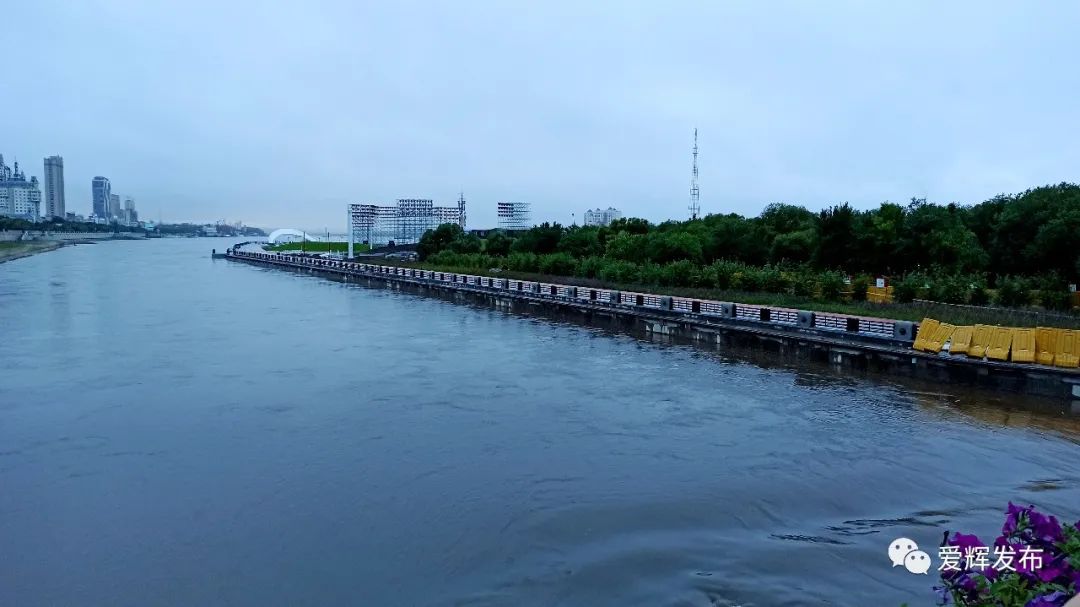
[[266, 241, 368, 253], [365, 259, 1080, 329]]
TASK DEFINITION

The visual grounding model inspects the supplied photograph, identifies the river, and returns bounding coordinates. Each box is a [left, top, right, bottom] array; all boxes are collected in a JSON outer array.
[[1, 237, 1078, 606]]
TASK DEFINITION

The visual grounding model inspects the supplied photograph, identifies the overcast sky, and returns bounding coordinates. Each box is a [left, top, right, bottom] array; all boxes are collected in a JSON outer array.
[[5, 1, 1078, 231]]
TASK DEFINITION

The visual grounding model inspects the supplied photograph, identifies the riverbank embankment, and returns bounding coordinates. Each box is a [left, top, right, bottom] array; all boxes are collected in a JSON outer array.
[[0, 241, 65, 264]]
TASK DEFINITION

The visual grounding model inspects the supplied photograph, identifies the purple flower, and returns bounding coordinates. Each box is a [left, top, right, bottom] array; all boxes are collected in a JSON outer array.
[[1024, 591, 1068, 607], [1035, 559, 1071, 584], [1028, 510, 1064, 544], [1004, 502, 1027, 535], [949, 532, 986, 552]]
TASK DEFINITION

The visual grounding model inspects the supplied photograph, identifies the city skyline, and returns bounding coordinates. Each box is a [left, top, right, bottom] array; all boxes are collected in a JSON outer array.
[[3, 2, 1080, 230]]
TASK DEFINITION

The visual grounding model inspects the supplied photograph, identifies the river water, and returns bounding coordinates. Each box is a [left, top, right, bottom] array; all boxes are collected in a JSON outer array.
[[2, 238, 1078, 607]]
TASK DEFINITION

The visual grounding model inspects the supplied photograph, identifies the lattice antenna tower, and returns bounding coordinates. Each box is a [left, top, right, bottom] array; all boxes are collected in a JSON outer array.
[[689, 128, 700, 220]]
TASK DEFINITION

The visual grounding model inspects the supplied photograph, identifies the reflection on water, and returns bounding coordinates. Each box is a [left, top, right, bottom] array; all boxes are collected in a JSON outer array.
[[0, 238, 1078, 607]]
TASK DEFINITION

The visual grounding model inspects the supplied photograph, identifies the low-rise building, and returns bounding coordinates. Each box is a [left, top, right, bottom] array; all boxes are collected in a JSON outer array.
[[583, 207, 622, 227], [0, 155, 42, 220]]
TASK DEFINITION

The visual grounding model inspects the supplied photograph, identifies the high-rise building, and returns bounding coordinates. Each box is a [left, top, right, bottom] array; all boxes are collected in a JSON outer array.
[[123, 196, 137, 224], [583, 207, 622, 227], [92, 176, 111, 219], [43, 156, 66, 219], [0, 155, 42, 220], [109, 193, 120, 220]]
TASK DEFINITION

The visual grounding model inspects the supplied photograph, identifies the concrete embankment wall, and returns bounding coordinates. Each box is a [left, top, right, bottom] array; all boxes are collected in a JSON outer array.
[[0, 230, 146, 242], [224, 252, 1080, 406]]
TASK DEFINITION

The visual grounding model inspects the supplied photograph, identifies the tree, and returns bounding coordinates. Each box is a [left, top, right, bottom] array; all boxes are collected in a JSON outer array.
[[484, 230, 512, 256], [417, 223, 464, 260], [814, 203, 858, 270], [510, 222, 564, 255], [558, 226, 603, 258]]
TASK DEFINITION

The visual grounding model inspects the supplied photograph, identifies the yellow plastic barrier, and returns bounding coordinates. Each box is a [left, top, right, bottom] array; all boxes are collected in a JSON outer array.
[[866, 286, 894, 304], [913, 318, 940, 352], [949, 325, 974, 355], [967, 325, 993, 359], [986, 327, 1016, 361], [1011, 328, 1036, 363], [1034, 327, 1062, 366], [1055, 330, 1080, 368], [926, 323, 956, 353]]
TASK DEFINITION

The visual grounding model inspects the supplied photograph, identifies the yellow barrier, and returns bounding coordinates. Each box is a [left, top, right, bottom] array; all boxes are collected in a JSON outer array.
[[1011, 328, 1036, 363], [949, 325, 974, 355], [913, 318, 940, 352], [926, 323, 956, 353], [986, 327, 1016, 361], [866, 286, 894, 304], [1035, 327, 1062, 366], [967, 325, 993, 359], [1056, 330, 1080, 368]]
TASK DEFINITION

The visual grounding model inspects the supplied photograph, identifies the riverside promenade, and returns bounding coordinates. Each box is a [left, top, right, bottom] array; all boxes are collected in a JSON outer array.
[[224, 249, 1080, 404]]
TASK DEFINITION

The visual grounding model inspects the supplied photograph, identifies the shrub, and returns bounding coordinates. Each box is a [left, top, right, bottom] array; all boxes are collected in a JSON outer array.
[[759, 265, 791, 294], [1041, 290, 1072, 311], [506, 252, 539, 273], [537, 253, 578, 276], [708, 260, 741, 290], [791, 271, 817, 297], [851, 275, 871, 302], [969, 286, 990, 306], [929, 275, 970, 305], [817, 271, 847, 302], [994, 276, 1032, 308], [894, 273, 927, 303], [598, 260, 640, 284], [660, 260, 699, 287]]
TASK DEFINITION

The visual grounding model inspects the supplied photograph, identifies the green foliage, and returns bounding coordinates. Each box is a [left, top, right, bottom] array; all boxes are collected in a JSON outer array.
[[894, 273, 927, 303], [417, 223, 465, 260], [407, 183, 1080, 312], [268, 241, 357, 253], [817, 271, 847, 302], [850, 275, 871, 302], [537, 252, 577, 276], [449, 234, 482, 254], [511, 222, 563, 255], [994, 276, 1032, 308], [558, 227, 603, 258], [483, 230, 513, 256]]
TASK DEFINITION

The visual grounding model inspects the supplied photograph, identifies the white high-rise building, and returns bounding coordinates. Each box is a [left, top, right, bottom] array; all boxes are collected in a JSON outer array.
[[123, 196, 137, 224], [583, 207, 622, 227], [0, 155, 42, 220], [43, 156, 66, 219]]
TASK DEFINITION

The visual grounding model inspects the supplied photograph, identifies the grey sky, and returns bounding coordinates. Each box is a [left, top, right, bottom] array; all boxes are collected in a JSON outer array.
[[5, 1, 1079, 231]]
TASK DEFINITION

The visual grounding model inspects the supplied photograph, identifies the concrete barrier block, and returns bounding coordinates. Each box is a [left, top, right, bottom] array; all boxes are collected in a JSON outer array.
[[893, 321, 915, 342], [798, 310, 814, 328], [660, 296, 673, 311], [719, 302, 736, 318], [610, 291, 621, 304]]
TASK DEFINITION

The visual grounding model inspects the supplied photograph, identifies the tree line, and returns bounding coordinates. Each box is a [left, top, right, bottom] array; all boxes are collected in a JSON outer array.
[[415, 183, 1080, 309]]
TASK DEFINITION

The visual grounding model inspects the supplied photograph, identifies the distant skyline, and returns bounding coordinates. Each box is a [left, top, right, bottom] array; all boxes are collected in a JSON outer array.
[[4, 1, 1079, 231]]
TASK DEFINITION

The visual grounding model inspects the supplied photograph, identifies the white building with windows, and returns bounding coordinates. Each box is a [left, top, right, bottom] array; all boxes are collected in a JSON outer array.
[[583, 207, 622, 227], [0, 155, 42, 220]]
